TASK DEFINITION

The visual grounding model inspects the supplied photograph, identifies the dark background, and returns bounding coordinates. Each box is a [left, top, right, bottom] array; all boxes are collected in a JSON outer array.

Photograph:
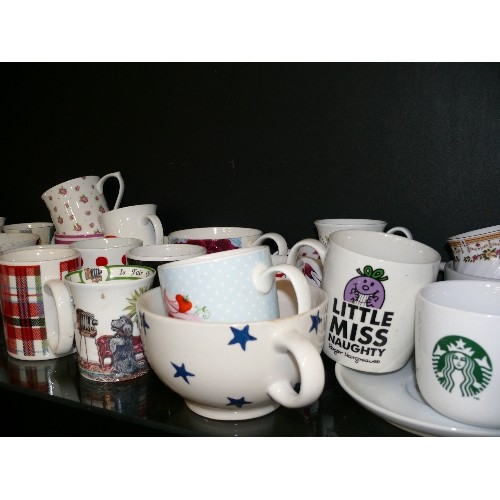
[[3, 62, 500, 261]]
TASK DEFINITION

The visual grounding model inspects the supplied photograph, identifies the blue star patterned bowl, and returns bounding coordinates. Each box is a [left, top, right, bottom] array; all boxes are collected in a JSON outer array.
[[136, 280, 328, 421]]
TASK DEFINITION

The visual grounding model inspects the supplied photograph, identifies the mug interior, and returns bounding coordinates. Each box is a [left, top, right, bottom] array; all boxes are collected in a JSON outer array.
[[330, 230, 439, 264], [315, 218, 386, 227], [448, 225, 500, 242], [70, 237, 143, 250], [126, 243, 206, 261], [65, 265, 155, 284]]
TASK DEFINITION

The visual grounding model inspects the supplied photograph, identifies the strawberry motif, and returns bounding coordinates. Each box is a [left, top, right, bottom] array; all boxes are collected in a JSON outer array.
[[176, 294, 192, 313]]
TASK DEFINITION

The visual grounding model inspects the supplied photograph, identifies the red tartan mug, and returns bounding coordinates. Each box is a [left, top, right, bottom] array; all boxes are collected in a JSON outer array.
[[0, 245, 82, 361]]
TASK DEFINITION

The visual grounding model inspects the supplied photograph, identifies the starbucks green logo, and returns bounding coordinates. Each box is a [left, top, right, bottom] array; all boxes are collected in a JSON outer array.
[[432, 335, 492, 397]]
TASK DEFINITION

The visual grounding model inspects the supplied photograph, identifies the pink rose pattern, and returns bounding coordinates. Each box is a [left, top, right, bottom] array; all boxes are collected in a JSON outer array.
[[45, 177, 109, 234]]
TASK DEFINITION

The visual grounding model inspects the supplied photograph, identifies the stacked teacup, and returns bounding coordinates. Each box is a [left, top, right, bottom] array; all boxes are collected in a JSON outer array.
[[444, 225, 500, 281], [136, 244, 328, 421]]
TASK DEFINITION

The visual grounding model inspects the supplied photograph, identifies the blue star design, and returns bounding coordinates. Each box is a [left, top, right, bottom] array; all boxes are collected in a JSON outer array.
[[171, 362, 195, 384], [227, 396, 252, 408], [140, 311, 150, 335], [309, 311, 322, 333], [228, 325, 257, 351]]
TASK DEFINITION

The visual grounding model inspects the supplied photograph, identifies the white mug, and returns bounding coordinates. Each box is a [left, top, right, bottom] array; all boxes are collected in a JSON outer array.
[[2, 222, 55, 245], [41, 172, 125, 235], [415, 280, 500, 428], [290, 230, 441, 373], [98, 204, 164, 245], [70, 237, 143, 267], [157, 245, 311, 323], [314, 218, 413, 246]]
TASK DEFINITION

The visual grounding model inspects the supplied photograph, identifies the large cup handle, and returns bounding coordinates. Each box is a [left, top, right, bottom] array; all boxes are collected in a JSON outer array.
[[144, 214, 164, 244], [253, 262, 311, 313], [387, 226, 413, 239], [267, 330, 325, 409], [252, 232, 288, 256], [287, 238, 327, 266], [96, 171, 125, 210], [43, 279, 75, 356]]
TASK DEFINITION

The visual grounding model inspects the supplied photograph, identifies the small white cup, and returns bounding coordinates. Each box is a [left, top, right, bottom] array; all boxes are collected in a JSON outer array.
[[0, 232, 41, 253], [2, 222, 55, 245], [442, 260, 500, 282], [447, 225, 500, 279], [126, 243, 207, 288], [157, 245, 311, 323], [70, 237, 143, 267], [98, 204, 164, 245], [314, 218, 413, 246], [415, 280, 500, 428]]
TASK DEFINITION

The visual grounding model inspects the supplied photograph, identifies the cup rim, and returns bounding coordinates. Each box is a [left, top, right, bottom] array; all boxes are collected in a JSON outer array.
[[447, 225, 500, 242], [64, 264, 156, 285], [157, 245, 268, 271], [314, 218, 386, 226], [126, 243, 207, 261], [168, 226, 263, 239], [0, 245, 80, 263], [69, 237, 143, 250]]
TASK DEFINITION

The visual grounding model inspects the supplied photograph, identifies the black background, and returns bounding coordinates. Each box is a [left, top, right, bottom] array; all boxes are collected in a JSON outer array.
[[3, 62, 500, 261]]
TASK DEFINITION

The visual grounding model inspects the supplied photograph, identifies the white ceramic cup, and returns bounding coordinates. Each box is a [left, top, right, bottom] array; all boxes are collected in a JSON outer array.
[[136, 281, 328, 420], [447, 225, 500, 279], [126, 243, 207, 288], [2, 222, 55, 245], [44, 264, 155, 382], [0, 233, 41, 253], [167, 226, 288, 257], [415, 280, 500, 428], [314, 218, 413, 246], [41, 172, 125, 235], [0, 245, 82, 361], [157, 245, 311, 323], [441, 260, 500, 282], [98, 204, 164, 245], [289, 230, 441, 373], [70, 237, 143, 267]]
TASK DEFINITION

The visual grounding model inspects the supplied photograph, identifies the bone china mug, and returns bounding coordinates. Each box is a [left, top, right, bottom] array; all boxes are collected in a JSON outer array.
[[0, 245, 82, 361], [41, 172, 125, 235], [289, 230, 441, 373], [44, 265, 155, 382]]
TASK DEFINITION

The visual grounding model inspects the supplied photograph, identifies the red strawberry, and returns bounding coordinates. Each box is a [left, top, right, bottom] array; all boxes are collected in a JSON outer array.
[[176, 294, 192, 313]]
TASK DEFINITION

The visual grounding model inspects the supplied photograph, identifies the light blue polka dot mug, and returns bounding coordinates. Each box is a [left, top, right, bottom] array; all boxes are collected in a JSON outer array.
[[157, 245, 312, 323]]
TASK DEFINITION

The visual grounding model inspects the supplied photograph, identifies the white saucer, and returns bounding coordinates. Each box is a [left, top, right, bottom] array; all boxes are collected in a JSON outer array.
[[335, 357, 500, 437]]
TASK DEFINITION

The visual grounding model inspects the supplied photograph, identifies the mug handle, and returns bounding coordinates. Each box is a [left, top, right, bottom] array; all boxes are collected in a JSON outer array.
[[287, 238, 327, 266], [144, 214, 164, 244], [267, 330, 325, 408], [96, 171, 125, 210], [43, 279, 75, 356], [252, 232, 288, 256], [253, 262, 312, 313], [386, 226, 413, 239]]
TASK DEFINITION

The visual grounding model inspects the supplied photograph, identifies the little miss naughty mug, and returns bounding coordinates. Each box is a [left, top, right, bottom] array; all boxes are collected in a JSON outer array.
[[289, 230, 441, 373], [44, 265, 155, 382], [41, 172, 124, 235], [158, 245, 311, 323]]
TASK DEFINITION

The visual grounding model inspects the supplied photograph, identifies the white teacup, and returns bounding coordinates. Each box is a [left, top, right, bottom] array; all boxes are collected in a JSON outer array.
[[70, 237, 143, 267], [41, 172, 124, 235], [314, 218, 413, 246], [447, 225, 500, 279], [167, 226, 288, 257], [2, 222, 55, 245], [157, 245, 311, 323], [442, 260, 500, 282], [0, 232, 41, 253], [136, 282, 328, 420], [98, 204, 164, 245], [415, 280, 500, 428]]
